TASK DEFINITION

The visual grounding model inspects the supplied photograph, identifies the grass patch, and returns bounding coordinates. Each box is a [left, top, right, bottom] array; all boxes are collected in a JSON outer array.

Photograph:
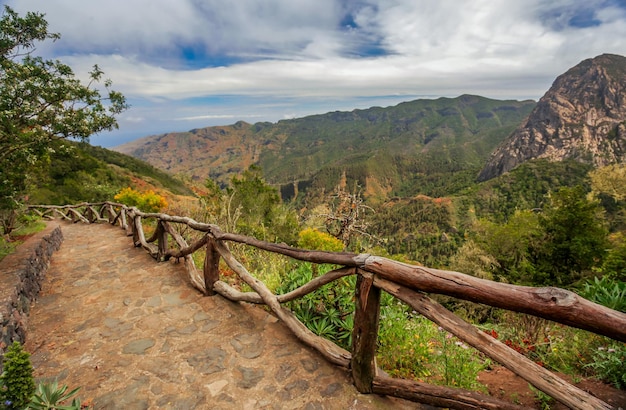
[[12, 220, 47, 237], [0, 237, 19, 262], [0, 218, 47, 262]]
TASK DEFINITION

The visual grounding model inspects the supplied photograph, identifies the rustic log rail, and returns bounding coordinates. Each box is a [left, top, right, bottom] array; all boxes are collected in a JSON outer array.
[[29, 202, 626, 410]]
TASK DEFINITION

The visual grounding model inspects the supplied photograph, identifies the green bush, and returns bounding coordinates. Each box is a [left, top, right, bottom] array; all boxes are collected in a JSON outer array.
[[377, 301, 433, 380], [0, 342, 35, 410], [276, 262, 355, 349], [586, 343, 626, 389], [0, 236, 18, 263], [433, 325, 486, 391], [297, 228, 344, 252], [580, 276, 626, 313], [114, 187, 168, 213], [378, 300, 486, 391]]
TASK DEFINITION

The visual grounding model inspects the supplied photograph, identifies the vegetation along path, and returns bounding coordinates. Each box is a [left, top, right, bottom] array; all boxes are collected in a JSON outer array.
[[24, 222, 421, 409]]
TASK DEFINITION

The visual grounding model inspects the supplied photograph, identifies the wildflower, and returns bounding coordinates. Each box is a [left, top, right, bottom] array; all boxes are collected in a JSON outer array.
[[607, 348, 616, 353], [4, 401, 12, 407], [455, 341, 469, 349]]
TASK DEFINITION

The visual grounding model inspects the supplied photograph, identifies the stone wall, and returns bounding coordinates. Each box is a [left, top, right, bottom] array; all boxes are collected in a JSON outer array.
[[0, 223, 63, 367]]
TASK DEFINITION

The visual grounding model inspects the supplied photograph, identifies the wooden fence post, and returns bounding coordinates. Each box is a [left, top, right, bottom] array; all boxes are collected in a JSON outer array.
[[121, 208, 131, 234], [84, 206, 93, 222], [131, 215, 140, 246], [156, 221, 169, 262], [351, 270, 381, 393], [203, 237, 220, 296]]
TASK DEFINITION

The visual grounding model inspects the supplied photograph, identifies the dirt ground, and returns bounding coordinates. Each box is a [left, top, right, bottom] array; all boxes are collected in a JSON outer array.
[[479, 366, 626, 409]]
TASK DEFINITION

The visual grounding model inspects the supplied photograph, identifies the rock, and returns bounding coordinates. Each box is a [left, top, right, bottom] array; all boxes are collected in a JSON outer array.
[[479, 53, 626, 181], [301, 357, 320, 373], [236, 366, 264, 389], [231, 333, 264, 359], [122, 338, 155, 354], [320, 382, 342, 397], [186, 348, 227, 375], [205, 379, 229, 397]]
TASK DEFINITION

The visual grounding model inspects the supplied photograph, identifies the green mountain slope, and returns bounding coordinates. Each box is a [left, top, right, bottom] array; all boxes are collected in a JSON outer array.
[[29, 141, 193, 206], [115, 95, 535, 202], [261, 95, 534, 180]]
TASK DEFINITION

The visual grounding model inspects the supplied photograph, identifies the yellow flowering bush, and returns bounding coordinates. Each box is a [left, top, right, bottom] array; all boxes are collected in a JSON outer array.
[[114, 187, 168, 213], [297, 228, 344, 252]]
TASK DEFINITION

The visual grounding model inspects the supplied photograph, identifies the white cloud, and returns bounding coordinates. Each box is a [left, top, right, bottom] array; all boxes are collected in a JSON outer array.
[[5, 0, 626, 146]]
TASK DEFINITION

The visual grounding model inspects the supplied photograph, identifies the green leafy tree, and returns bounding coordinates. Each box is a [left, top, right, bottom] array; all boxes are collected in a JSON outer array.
[[466, 187, 609, 287], [449, 239, 499, 281], [0, 6, 127, 232], [202, 166, 299, 244], [533, 186, 609, 286], [589, 164, 626, 231], [228, 165, 281, 230], [602, 233, 626, 281], [471, 210, 543, 284], [589, 164, 626, 202]]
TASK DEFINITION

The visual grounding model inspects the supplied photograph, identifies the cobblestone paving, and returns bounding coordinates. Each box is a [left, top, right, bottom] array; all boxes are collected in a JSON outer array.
[[25, 222, 422, 409]]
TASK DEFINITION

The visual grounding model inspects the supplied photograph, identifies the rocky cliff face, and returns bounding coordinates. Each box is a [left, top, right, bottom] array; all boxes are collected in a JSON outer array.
[[478, 54, 626, 181]]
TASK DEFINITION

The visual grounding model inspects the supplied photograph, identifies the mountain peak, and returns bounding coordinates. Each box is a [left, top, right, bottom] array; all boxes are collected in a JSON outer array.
[[477, 54, 626, 181]]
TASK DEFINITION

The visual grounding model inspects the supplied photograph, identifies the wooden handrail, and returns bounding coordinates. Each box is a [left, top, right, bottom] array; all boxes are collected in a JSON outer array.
[[28, 202, 623, 410]]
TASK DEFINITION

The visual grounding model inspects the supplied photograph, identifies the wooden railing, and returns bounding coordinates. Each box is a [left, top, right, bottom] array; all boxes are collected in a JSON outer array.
[[30, 202, 626, 410]]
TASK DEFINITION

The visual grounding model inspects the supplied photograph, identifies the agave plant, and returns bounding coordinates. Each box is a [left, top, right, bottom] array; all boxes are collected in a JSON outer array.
[[27, 382, 81, 410]]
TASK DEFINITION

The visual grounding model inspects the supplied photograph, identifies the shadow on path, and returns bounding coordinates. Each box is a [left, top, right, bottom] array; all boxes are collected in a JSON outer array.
[[25, 222, 420, 409]]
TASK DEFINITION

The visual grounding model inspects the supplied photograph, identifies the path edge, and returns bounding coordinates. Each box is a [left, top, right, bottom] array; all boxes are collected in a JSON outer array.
[[0, 222, 63, 369]]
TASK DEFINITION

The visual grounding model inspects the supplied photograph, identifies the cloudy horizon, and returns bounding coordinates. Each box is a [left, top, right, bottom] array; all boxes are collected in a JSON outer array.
[[4, 0, 626, 147]]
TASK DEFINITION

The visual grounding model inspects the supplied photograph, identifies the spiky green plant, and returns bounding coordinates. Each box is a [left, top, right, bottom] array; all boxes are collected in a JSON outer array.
[[28, 381, 81, 410]]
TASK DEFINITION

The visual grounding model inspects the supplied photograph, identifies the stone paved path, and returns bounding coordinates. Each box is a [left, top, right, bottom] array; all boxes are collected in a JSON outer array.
[[25, 222, 422, 409]]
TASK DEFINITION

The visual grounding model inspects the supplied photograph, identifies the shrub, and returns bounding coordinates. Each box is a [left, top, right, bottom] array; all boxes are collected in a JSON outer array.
[[297, 228, 344, 252], [114, 187, 168, 213], [482, 315, 606, 379], [0, 342, 35, 410], [586, 343, 626, 389], [601, 233, 626, 281], [433, 325, 486, 391], [378, 301, 486, 391], [276, 262, 355, 349], [580, 276, 626, 313], [0, 236, 18, 263], [377, 301, 433, 380]]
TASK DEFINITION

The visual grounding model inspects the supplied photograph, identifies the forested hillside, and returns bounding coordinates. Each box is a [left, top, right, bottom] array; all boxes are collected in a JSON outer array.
[[28, 141, 193, 206], [115, 95, 535, 203]]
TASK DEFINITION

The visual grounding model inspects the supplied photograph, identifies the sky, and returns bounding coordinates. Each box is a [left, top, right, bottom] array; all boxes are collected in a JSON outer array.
[[4, 0, 626, 147]]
